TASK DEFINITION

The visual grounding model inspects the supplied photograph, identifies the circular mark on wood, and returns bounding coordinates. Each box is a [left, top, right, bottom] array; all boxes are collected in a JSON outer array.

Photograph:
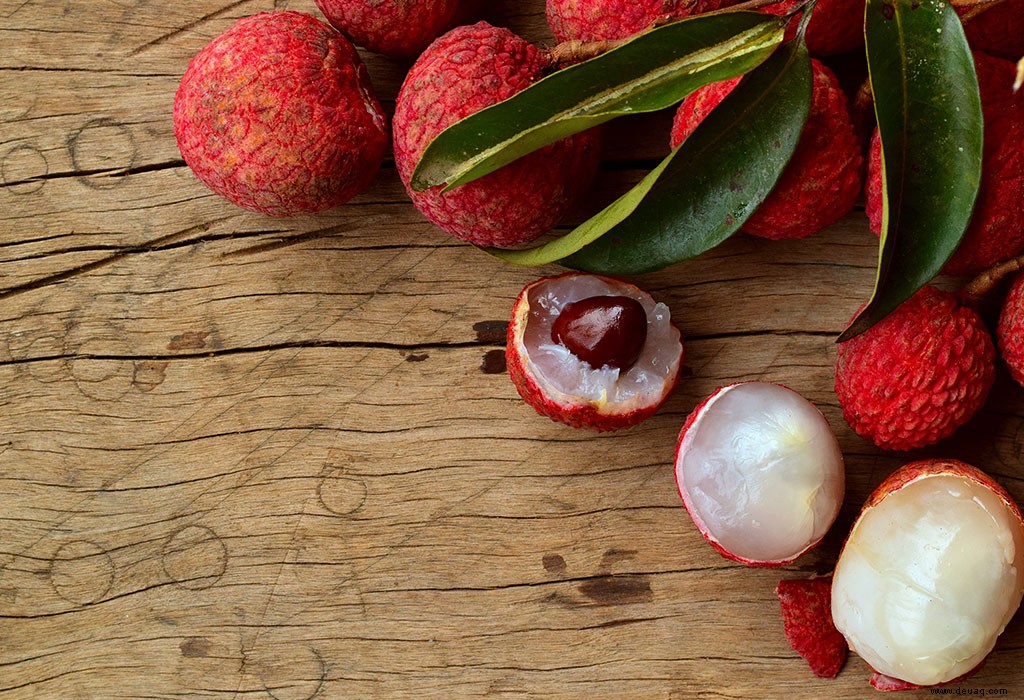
[[132, 360, 168, 392], [70, 358, 133, 401], [161, 525, 228, 590], [1, 143, 48, 194], [542, 553, 566, 574], [48, 540, 115, 605], [67, 117, 137, 189], [252, 643, 327, 700], [317, 470, 367, 516]]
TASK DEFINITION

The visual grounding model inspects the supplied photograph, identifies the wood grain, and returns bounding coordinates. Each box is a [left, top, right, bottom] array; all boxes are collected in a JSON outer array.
[[2, 1, 1023, 698]]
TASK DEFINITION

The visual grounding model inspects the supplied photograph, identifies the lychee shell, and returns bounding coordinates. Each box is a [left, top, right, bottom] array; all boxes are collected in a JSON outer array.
[[313, 0, 476, 57]]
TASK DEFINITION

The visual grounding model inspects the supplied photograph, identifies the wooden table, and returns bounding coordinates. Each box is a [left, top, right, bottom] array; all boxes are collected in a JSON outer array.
[[2, 1, 1022, 697]]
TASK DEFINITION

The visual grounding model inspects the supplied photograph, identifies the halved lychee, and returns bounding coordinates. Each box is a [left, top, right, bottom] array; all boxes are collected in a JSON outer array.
[[506, 273, 684, 431], [831, 459, 1024, 688], [674, 382, 845, 566]]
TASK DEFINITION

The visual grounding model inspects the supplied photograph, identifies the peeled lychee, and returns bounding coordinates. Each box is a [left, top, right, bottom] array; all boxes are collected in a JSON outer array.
[[173, 11, 388, 217], [393, 22, 601, 248], [834, 286, 996, 451], [313, 0, 477, 57], [674, 382, 845, 566], [506, 273, 683, 431], [832, 459, 1024, 688], [671, 59, 862, 240], [545, 0, 733, 43], [997, 272, 1024, 387], [865, 51, 1024, 275]]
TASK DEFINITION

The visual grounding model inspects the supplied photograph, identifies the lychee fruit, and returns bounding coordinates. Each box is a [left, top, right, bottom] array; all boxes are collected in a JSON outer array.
[[545, 0, 734, 43], [506, 273, 683, 431], [831, 459, 1024, 688], [674, 382, 845, 566], [393, 22, 601, 248], [963, 0, 1024, 61], [173, 11, 388, 217], [313, 0, 477, 57], [997, 272, 1024, 387], [865, 51, 1024, 275], [762, 0, 865, 56], [670, 59, 863, 240], [834, 285, 996, 451]]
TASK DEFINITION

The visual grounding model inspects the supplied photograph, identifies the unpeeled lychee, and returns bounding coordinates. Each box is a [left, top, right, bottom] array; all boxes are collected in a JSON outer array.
[[393, 22, 601, 248], [545, 0, 732, 43], [674, 382, 845, 566], [963, 0, 1024, 61], [313, 0, 477, 57], [865, 51, 1024, 275], [670, 59, 863, 240], [506, 273, 683, 431], [173, 11, 388, 217], [761, 0, 865, 56], [834, 286, 995, 451], [997, 272, 1024, 387]]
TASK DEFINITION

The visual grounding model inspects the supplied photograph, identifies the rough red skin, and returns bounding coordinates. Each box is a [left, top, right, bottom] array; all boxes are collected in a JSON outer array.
[[963, 0, 1024, 61], [393, 23, 601, 248], [505, 273, 682, 432], [173, 11, 388, 217], [865, 52, 1024, 275], [313, 0, 477, 57], [762, 0, 864, 56], [834, 287, 995, 451], [998, 273, 1024, 387], [842, 459, 1020, 690], [545, 0, 735, 42], [674, 382, 834, 566], [671, 60, 863, 240], [776, 576, 847, 679]]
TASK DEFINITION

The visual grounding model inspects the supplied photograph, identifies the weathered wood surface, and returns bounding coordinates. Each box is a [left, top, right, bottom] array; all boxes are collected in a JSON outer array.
[[2, 1, 1022, 698]]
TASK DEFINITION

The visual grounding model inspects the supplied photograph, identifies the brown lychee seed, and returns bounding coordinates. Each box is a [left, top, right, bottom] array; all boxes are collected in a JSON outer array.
[[173, 11, 388, 217], [674, 382, 845, 566], [550, 296, 648, 371], [506, 274, 683, 432], [832, 459, 1024, 688]]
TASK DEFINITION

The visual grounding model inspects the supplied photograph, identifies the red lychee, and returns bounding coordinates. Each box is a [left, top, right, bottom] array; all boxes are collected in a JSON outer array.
[[393, 22, 601, 248], [762, 0, 865, 56], [865, 52, 1024, 275], [506, 273, 684, 431], [313, 0, 477, 57], [963, 0, 1024, 61], [997, 272, 1024, 387], [545, 0, 732, 43], [173, 11, 388, 217], [670, 59, 863, 240], [834, 286, 995, 451]]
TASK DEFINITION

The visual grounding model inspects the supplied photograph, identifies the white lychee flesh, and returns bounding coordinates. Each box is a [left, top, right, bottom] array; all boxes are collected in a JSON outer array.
[[674, 382, 845, 565], [521, 274, 682, 409], [832, 469, 1024, 687]]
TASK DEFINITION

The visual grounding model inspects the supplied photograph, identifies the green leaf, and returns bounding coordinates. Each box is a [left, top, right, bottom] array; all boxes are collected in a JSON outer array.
[[411, 12, 785, 192], [840, 0, 982, 341], [489, 38, 812, 273]]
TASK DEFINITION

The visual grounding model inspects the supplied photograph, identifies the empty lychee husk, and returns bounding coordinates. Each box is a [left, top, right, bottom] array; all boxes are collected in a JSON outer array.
[[675, 382, 845, 566], [506, 273, 683, 431], [832, 459, 1024, 688]]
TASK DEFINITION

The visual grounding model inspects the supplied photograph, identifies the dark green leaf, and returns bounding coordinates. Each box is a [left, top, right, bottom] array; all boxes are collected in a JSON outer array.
[[490, 39, 812, 274], [840, 0, 982, 341], [412, 12, 785, 192]]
